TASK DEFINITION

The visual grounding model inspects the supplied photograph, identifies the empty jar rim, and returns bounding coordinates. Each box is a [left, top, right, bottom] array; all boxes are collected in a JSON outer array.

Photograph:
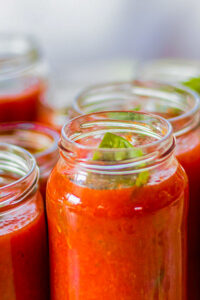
[[74, 80, 200, 137], [0, 122, 60, 178], [0, 142, 39, 211]]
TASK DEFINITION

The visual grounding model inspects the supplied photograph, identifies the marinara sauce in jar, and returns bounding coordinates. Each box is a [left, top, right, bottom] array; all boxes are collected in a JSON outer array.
[[47, 111, 188, 300], [0, 123, 59, 198], [73, 81, 200, 299], [0, 33, 48, 122], [0, 143, 49, 300]]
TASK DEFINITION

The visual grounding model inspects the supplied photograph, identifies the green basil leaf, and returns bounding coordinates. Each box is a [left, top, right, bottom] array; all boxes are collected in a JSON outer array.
[[135, 171, 150, 187], [182, 76, 200, 93], [97, 132, 133, 149], [108, 105, 143, 121], [93, 132, 150, 187], [93, 132, 133, 161], [131, 105, 141, 111]]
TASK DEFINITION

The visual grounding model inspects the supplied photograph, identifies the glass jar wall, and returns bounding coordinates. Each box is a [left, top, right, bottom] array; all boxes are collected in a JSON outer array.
[[47, 111, 188, 300], [0, 143, 49, 300], [0, 123, 59, 198], [73, 80, 200, 299], [0, 33, 49, 122]]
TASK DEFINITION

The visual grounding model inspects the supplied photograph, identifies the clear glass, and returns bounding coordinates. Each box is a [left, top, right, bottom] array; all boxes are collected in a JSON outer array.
[[139, 58, 200, 83], [73, 80, 200, 299], [73, 80, 199, 135], [0, 123, 59, 198], [0, 143, 49, 300], [47, 111, 188, 300], [0, 33, 49, 122]]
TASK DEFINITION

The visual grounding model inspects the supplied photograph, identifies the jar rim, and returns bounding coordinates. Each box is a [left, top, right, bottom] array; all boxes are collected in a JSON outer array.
[[0, 143, 39, 209], [62, 110, 173, 151], [0, 122, 59, 156], [164, 82, 199, 121], [0, 33, 41, 79], [60, 111, 175, 175], [74, 80, 200, 136], [0, 122, 59, 177]]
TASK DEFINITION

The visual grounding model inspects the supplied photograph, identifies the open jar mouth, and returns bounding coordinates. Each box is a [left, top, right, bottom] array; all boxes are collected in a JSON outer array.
[[0, 143, 39, 210], [60, 111, 175, 175], [74, 80, 200, 137], [0, 33, 41, 80], [0, 123, 59, 177], [139, 58, 200, 83]]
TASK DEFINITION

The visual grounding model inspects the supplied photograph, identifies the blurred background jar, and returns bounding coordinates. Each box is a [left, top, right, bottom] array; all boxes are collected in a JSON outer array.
[[72, 80, 200, 299], [0, 143, 49, 300], [0, 123, 59, 198], [139, 59, 200, 86], [37, 59, 138, 131], [0, 33, 49, 122]]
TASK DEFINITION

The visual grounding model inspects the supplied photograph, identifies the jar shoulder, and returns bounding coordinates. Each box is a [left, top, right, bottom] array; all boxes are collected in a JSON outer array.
[[47, 158, 188, 217]]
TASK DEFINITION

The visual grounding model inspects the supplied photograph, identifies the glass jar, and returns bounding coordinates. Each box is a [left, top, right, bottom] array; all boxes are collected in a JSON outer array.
[[47, 111, 188, 300], [0, 123, 59, 198], [0, 143, 49, 300], [73, 80, 200, 299], [0, 33, 49, 122], [139, 58, 200, 83]]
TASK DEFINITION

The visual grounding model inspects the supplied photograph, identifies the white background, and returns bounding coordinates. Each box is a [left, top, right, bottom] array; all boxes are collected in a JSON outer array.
[[1, 0, 200, 73]]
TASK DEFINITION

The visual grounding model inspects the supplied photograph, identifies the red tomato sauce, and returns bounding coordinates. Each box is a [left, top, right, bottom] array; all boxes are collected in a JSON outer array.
[[175, 128, 200, 299], [0, 192, 49, 300], [47, 160, 188, 300], [0, 79, 44, 122]]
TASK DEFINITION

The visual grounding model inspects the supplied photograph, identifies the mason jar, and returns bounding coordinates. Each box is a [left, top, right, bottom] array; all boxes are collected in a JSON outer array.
[[0, 122, 59, 198], [72, 80, 200, 299], [0, 33, 49, 122], [139, 58, 200, 84], [0, 143, 49, 300], [47, 111, 188, 300]]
